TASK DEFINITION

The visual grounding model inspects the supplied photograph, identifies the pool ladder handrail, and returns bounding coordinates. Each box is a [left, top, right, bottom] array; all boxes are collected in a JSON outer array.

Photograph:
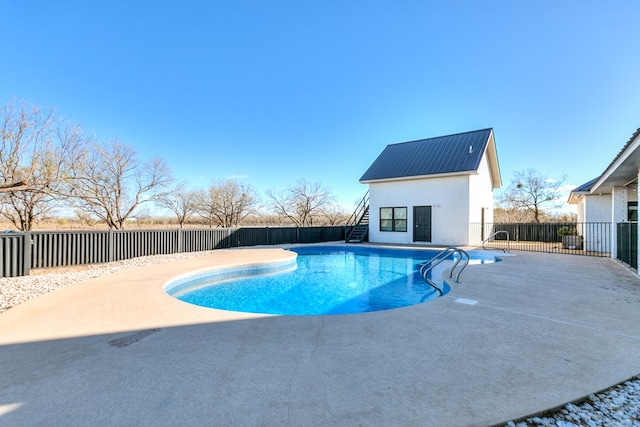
[[419, 247, 470, 294], [482, 230, 510, 253]]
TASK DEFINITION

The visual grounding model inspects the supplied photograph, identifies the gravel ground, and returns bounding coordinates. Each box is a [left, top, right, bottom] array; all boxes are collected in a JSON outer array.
[[1, 252, 639, 426], [505, 378, 640, 426]]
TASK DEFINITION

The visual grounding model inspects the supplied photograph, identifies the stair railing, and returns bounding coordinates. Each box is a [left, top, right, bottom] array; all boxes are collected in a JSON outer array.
[[345, 191, 369, 242]]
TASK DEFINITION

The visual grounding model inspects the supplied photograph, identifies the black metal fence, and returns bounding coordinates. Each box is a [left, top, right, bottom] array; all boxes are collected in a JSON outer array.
[[0, 226, 346, 277], [0, 232, 28, 277], [472, 222, 612, 257], [617, 222, 637, 269]]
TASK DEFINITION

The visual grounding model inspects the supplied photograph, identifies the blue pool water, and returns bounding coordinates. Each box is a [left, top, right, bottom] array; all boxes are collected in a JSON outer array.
[[166, 245, 496, 316]]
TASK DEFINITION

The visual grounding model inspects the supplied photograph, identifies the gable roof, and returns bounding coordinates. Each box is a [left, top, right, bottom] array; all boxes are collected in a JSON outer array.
[[567, 177, 599, 204], [359, 128, 501, 188], [568, 126, 640, 203], [572, 177, 599, 193]]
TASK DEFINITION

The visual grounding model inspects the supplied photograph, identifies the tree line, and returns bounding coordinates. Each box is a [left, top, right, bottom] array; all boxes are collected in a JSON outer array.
[[1, 99, 575, 231], [0, 100, 351, 230], [495, 168, 576, 223]]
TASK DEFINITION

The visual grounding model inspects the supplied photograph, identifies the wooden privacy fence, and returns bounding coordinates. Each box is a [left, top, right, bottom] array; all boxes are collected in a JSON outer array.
[[0, 226, 346, 277]]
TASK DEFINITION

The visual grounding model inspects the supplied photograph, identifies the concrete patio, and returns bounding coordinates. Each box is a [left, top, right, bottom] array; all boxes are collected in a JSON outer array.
[[0, 246, 639, 426]]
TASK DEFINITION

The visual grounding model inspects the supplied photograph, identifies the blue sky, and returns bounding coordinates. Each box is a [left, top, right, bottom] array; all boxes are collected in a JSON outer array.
[[1, 1, 639, 212]]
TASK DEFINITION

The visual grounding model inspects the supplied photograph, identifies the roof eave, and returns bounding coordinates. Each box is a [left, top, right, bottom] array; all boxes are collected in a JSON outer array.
[[485, 129, 502, 189], [360, 170, 477, 185], [567, 191, 587, 205], [591, 128, 640, 194]]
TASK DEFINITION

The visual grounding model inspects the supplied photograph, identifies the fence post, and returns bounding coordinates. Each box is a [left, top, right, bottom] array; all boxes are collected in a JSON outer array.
[[22, 231, 31, 276], [177, 228, 183, 253]]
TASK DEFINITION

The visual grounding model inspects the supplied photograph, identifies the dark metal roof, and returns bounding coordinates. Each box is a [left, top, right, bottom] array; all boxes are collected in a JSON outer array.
[[568, 176, 601, 204], [360, 128, 493, 182], [571, 177, 600, 193]]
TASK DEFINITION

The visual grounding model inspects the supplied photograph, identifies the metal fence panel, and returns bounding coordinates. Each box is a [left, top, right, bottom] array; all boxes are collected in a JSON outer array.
[[473, 222, 612, 257], [298, 227, 322, 243], [266, 228, 298, 245], [110, 229, 179, 262], [298, 226, 344, 243], [0, 233, 26, 277], [320, 226, 345, 242], [181, 229, 230, 252], [31, 231, 112, 269], [617, 222, 637, 269], [0, 226, 347, 277], [232, 228, 268, 247]]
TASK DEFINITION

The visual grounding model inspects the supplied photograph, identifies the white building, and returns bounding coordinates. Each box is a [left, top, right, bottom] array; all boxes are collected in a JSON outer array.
[[358, 128, 501, 246], [569, 127, 640, 267]]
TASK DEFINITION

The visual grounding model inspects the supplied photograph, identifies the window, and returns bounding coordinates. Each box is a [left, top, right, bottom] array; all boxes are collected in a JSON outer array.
[[380, 207, 407, 232], [629, 202, 637, 222]]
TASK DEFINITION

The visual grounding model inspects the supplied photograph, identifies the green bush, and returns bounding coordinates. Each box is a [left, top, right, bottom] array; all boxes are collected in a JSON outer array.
[[558, 226, 578, 236]]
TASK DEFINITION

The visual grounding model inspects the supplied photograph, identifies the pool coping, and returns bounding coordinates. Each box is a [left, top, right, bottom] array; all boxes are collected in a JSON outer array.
[[0, 248, 299, 343], [1, 244, 639, 426]]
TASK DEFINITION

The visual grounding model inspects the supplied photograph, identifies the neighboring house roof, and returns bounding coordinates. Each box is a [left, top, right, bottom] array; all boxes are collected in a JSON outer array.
[[567, 177, 599, 204], [359, 128, 501, 189], [572, 177, 599, 193]]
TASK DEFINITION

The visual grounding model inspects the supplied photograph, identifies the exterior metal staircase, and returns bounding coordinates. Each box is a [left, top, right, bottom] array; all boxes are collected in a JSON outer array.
[[345, 192, 369, 243]]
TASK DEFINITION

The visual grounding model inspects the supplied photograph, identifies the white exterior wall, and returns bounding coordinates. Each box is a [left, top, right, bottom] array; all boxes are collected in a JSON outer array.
[[575, 194, 612, 223], [576, 197, 586, 223], [612, 187, 630, 224], [584, 194, 612, 222], [468, 153, 496, 244], [368, 175, 471, 246], [577, 194, 612, 253]]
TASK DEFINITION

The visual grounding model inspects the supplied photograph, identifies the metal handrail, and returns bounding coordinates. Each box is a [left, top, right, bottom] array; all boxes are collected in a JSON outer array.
[[419, 246, 470, 294], [482, 230, 510, 253], [345, 191, 369, 242], [345, 191, 369, 229]]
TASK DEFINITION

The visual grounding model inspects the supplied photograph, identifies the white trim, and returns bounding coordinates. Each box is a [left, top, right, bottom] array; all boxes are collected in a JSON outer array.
[[360, 170, 476, 184], [485, 130, 502, 189]]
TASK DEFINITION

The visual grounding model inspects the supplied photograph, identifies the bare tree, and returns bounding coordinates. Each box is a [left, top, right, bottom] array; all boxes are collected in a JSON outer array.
[[320, 203, 350, 225], [493, 207, 536, 223], [266, 179, 333, 226], [156, 183, 197, 228], [65, 140, 173, 229], [194, 179, 258, 228], [500, 169, 566, 223], [0, 100, 87, 230], [74, 209, 99, 228]]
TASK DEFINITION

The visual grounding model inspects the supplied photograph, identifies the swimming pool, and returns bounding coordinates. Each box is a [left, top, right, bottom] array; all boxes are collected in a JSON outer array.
[[165, 245, 497, 316]]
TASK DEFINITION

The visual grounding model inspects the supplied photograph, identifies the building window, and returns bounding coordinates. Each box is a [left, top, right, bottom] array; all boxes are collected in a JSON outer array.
[[629, 202, 637, 221], [380, 207, 407, 232]]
